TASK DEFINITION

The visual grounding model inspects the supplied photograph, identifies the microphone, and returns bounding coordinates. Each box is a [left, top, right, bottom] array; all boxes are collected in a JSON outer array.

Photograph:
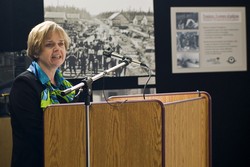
[[103, 47, 147, 67]]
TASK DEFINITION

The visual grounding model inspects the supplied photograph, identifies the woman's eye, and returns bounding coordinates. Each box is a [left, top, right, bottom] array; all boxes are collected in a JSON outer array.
[[58, 42, 65, 47], [45, 43, 54, 48], [44, 41, 65, 48]]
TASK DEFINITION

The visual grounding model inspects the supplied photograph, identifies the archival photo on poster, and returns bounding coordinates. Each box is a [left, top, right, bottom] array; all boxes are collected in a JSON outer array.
[[44, 0, 155, 79], [171, 7, 247, 73]]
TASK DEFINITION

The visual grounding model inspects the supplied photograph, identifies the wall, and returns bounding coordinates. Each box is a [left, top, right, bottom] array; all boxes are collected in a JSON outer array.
[[0, 0, 249, 167]]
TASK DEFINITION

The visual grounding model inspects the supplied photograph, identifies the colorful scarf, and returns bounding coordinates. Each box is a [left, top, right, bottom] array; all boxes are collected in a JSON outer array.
[[27, 61, 75, 109]]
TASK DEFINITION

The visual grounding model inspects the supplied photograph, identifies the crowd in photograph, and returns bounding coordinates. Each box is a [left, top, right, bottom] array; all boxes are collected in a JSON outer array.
[[60, 21, 127, 78]]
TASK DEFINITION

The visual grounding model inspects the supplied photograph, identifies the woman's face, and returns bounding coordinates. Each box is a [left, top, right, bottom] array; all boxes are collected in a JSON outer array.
[[37, 31, 66, 71]]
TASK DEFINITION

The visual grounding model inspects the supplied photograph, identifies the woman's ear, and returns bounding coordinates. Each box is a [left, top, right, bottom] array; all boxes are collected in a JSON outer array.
[[33, 54, 39, 61]]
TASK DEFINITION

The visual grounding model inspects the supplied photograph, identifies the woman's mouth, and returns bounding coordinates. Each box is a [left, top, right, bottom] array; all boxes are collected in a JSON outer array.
[[52, 55, 61, 59]]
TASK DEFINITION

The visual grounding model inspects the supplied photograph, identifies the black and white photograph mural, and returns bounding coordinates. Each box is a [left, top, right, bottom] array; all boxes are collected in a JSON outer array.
[[44, 0, 155, 79]]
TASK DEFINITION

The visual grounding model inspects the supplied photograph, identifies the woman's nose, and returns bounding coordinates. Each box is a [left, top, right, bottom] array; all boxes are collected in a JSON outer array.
[[53, 43, 61, 51]]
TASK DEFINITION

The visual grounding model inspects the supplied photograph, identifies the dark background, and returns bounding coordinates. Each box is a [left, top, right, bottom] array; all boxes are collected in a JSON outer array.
[[0, 0, 249, 166]]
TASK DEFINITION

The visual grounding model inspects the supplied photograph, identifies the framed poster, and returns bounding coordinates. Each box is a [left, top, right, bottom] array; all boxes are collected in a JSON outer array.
[[44, 0, 155, 79], [171, 7, 247, 73]]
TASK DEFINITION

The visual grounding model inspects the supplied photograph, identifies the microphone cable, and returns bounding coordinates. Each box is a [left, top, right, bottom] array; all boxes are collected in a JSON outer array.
[[141, 64, 153, 100], [101, 73, 128, 107]]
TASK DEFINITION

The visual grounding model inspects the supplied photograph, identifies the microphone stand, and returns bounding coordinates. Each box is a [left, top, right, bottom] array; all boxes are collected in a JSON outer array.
[[61, 57, 132, 167]]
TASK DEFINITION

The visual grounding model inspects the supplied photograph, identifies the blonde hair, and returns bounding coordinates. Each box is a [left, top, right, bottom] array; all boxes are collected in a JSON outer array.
[[27, 21, 70, 60]]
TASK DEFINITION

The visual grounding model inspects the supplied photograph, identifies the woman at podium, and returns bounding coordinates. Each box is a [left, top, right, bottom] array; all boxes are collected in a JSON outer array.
[[9, 21, 76, 167]]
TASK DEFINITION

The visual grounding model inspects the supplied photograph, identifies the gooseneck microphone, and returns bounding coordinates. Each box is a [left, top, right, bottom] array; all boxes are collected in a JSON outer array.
[[103, 47, 147, 67]]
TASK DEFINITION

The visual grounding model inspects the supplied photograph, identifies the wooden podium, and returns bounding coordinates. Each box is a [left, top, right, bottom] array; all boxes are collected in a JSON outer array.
[[44, 91, 211, 167]]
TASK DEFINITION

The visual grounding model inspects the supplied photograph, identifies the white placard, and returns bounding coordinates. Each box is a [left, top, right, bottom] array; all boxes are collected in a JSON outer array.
[[171, 7, 247, 73]]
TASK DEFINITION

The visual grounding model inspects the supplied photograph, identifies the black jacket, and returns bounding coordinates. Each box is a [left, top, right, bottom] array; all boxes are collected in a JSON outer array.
[[9, 70, 45, 167]]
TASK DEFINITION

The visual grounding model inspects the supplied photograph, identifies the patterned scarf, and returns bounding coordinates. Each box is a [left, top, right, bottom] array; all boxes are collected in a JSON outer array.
[[27, 61, 75, 109]]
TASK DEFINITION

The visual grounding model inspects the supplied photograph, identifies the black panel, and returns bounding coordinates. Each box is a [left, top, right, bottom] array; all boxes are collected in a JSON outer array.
[[0, 0, 13, 51], [0, 0, 44, 52], [154, 0, 250, 167]]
